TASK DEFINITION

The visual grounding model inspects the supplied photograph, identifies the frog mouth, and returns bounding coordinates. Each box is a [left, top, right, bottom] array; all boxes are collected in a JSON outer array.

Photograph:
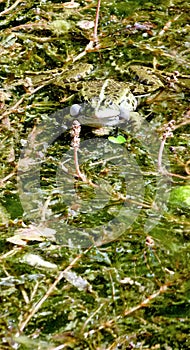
[[70, 103, 121, 127]]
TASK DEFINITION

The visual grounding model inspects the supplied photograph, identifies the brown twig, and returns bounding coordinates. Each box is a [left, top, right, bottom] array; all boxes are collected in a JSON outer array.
[[158, 14, 181, 36], [93, 0, 101, 44], [0, 0, 22, 16], [158, 120, 175, 173], [70, 120, 98, 187], [84, 283, 169, 338], [71, 120, 87, 182], [0, 168, 17, 187], [73, 0, 102, 61]]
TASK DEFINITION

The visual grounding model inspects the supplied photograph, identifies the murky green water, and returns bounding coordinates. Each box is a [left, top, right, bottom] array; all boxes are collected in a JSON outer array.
[[0, 0, 189, 349]]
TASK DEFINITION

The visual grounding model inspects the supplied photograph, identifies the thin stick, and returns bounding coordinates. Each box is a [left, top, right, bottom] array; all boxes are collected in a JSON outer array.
[[84, 283, 169, 338], [158, 14, 181, 36], [158, 120, 175, 174], [93, 0, 101, 44], [0, 0, 21, 16], [71, 120, 87, 182], [0, 168, 16, 187]]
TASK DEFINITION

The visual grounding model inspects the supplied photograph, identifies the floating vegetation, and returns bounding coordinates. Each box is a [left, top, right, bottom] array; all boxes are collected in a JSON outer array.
[[0, 0, 190, 349]]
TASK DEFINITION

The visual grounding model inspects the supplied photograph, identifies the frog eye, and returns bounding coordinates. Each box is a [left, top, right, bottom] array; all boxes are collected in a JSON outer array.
[[70, 104, 81, 117], [105, 98, 113, 106]]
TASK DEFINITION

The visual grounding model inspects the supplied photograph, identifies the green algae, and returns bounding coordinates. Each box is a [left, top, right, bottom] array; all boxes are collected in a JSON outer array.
[[0, 0, 190, 349]]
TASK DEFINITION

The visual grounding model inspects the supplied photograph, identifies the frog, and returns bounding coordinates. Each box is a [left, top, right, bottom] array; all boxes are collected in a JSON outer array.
[[69, 77, 140, 134], [54, 62, 164, 134]]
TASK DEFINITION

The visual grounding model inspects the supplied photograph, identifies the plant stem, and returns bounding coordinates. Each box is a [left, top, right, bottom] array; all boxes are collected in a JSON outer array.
[[71, 120, 87, 182], [93, 0, 101, 44], [158, 120, 175, 174]]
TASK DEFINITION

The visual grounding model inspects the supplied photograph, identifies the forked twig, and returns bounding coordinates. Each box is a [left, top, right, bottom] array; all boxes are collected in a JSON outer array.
[[71, 120, 87, 182], [71, 120, 98, 187]]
